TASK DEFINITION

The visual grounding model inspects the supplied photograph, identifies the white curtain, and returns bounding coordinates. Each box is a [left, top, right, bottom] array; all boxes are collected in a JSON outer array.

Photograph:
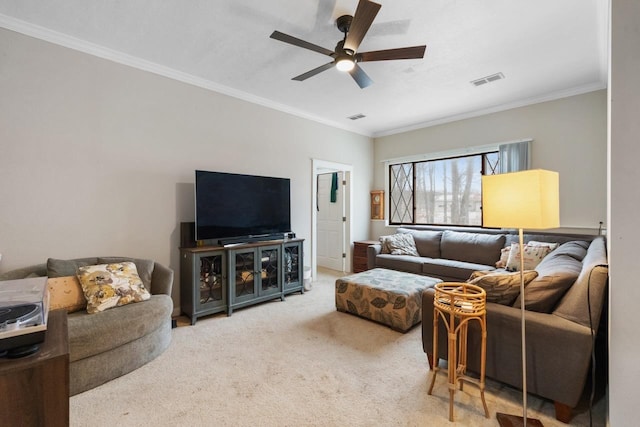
[[498, 140, 531, 173]]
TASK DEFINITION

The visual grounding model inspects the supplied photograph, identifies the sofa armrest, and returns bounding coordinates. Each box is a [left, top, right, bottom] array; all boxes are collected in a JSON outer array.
[[150, 262, 174, 296], [367, 243, 381, 269]]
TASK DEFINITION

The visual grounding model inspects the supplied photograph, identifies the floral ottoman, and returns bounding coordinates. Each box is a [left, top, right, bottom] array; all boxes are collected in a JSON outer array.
[[335, 268, 442, 332]]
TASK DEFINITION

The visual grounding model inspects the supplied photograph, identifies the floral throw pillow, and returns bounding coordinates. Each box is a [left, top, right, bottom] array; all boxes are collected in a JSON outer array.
[[505, 243, 552, 271], [379, 233, 419, 257], [77, 262, 150, 314]]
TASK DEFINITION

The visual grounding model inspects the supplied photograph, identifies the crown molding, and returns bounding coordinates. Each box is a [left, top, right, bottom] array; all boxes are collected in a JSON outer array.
[[372, 82, 607, 138], [0, 14, 372, 138]]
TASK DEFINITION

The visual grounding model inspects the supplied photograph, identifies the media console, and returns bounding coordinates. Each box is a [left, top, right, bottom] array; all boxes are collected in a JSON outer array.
[[180, 238, 304, 325]]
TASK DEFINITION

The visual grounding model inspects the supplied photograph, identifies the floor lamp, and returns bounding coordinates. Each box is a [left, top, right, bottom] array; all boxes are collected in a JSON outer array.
[[481, 169, 559, 427]]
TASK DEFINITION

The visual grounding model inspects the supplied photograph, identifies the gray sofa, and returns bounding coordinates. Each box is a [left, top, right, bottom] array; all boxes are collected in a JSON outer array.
[[368, 226, 594, 281], [0, 256, 174, 395], [367, 226, 608, 423]]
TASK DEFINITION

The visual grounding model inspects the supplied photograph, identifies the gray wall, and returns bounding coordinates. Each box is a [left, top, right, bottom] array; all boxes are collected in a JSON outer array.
[[371, 90, 607, 238], [0, 28, 374, 311], [609, 0, 639, 424]]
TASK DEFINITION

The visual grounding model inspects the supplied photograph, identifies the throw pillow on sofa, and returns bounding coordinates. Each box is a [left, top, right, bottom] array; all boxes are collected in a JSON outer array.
[[77, 262, 151, 314], [379, 233, 419, 257], [468, 270, 538, 305], [396, 228, 442, 258], [498, 241, 558, 269], [505, 243, 552, 271], [495, 247, 511, 268], [527, 240, 559, 251], [47, 276, 86, 313]]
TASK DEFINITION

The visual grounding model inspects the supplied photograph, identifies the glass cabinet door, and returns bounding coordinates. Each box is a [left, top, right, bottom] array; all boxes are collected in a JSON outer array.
[[233, 249, 257, 303], [283, 243, 302, 291], [197, 252, 225, 310], [259, 246, 281, 297]]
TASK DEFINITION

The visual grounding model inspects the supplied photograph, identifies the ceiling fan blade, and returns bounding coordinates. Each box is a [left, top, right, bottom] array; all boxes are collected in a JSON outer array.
[[292, 62, 335, 81], [344, 0, 381, 53], [270, 31, 334, 56], [358, 45, 426, 62], [348, 64, 373, 89]]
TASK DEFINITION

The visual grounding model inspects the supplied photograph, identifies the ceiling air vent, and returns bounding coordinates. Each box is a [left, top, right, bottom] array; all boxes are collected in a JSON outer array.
[[471, 72, 505, 87], [347, 113, 366, 120]]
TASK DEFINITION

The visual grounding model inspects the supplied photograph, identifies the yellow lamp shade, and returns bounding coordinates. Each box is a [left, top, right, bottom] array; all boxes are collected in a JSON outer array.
[[481, 169, 560, 230]]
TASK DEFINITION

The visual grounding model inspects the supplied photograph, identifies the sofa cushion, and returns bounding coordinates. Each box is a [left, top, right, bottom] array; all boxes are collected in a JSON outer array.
[[468, 270, 538, 305], [397, 228, 442, 258], [77, 262, 151, 314], [67, 294, 172, 362], [440, 230, 505, 265], [379, 233, 419, 256], [375, 254, 424, 274], [47, 258, 99, 278], [551, 240, 589, 261], [421, 258, 496, 281], [512, 244, 583, 312]]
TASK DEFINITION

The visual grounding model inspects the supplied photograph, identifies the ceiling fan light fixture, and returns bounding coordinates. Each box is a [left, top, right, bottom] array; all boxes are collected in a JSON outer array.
[[336, 57, 355, 72], [336, 54, 356, 72]]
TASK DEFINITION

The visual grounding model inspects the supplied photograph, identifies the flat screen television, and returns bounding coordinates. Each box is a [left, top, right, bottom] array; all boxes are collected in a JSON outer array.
[[195, 170, 291, 243]]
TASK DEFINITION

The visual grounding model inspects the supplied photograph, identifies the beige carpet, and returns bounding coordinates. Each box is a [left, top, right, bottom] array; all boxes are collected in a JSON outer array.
[[71, 268, 606, 426]]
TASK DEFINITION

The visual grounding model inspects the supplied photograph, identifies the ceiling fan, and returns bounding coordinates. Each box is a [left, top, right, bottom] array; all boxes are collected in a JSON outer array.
[[270, 0, 426, 89]]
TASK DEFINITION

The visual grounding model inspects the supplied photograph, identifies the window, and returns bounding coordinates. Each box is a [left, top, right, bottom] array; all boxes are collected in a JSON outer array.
[[389, 151, 499, 226]]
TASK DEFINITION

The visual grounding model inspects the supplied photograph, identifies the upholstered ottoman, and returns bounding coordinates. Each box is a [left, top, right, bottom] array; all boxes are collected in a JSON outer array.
[[335, 268, 442, 332]]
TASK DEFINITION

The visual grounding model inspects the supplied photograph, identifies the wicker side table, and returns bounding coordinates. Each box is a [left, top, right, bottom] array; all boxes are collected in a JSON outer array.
[[427, 282, 489, 422]]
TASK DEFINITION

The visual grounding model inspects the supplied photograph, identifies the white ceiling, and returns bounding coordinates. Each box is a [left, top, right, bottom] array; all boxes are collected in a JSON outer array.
[[0, 0, 608, 137]]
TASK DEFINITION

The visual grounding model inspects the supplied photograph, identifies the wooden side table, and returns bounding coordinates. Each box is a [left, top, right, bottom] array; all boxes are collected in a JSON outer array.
[[353, 240, 378, 273], [0, 309, 69, 427], [427, 283, 489, 422]]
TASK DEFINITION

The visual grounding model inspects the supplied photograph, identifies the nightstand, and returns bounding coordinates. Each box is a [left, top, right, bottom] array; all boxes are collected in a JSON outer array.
[[353, 240, 378, 273]]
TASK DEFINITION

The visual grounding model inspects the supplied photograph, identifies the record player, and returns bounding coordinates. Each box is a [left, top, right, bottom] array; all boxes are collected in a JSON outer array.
[[0, 276, 49, 357]]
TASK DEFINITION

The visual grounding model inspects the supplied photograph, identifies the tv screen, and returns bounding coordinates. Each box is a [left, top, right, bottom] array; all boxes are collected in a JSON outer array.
[[195, 170, 291, 243]]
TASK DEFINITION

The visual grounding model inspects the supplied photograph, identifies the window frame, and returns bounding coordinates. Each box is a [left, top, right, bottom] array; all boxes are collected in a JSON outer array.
[[388, 150, 499, 227]]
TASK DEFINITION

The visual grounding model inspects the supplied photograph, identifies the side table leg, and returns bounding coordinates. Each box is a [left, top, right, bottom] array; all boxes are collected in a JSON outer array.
[[427, 310, 439, 395], [480, 316, 489, 417], [448, 329, 457, 422], [458, 322, 468, 392]]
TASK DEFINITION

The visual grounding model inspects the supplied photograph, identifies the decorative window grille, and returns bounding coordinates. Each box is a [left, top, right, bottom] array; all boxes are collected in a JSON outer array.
[[389, 151, 500, 227], [389, 163, 414, 223]]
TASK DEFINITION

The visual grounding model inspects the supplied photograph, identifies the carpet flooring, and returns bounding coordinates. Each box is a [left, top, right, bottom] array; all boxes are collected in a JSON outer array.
[[70, 268, 606, 426]]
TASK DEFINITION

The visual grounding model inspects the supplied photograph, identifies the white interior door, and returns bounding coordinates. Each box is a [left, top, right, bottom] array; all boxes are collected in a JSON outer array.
[[311, 159, 352, 280], [317, 172, 345, 271]]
